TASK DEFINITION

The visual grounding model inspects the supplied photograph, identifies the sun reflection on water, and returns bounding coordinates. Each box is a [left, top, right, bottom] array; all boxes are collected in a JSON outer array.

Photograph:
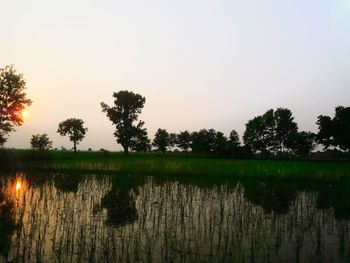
[[15, 181, 21, 191]]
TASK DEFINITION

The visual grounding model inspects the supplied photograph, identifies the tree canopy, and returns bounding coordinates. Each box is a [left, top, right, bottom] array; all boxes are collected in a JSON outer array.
[[130, 121, 151, 152], [101, 90, 146, 155], [317, 106, 350, 155], [57, 118, 88, 154], [152, 129, 170, 154], [30, 133, 53, 151], [243, 108, 312, 157], [177, 131, 191, 152], [0, 65, 32, 145]]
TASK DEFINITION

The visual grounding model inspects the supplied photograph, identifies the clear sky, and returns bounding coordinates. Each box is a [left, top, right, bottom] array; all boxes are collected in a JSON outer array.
[[2, 0, 350, 151]]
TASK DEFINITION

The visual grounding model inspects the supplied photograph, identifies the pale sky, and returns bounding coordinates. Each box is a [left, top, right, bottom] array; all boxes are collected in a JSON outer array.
[[2, 0, 350, 151]]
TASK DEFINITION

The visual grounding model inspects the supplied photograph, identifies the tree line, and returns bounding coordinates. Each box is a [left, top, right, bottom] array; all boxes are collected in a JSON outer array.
[[1, 65, 350, 158]]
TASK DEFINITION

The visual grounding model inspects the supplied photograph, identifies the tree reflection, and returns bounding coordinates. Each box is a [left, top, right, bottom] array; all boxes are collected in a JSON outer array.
[[0, 178, 18, 258], [100, 175, 146, 226], [241, 178, 297, 214]]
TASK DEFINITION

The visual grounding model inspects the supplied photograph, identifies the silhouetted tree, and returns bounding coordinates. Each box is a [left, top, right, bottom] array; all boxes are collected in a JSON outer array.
[[317, 106, 350, 157], [30, 133, 53, 151], [130, 121, 151, 152], [101, 90, 146, 155], [168, 133, 177, 151], [191, 129, 216, 155], [243, 108, 298, 156], [0, 65, 32, 145], [316, 115, 334, 149], [177, 130, 191, 152], [229, 130, 240, 148], [57, 118, 87, 154], [290, 131, 316, 157], [153, 129, 170, 153], [243, 112, 274, 156], [228, 129, 240, 156], [332, 106, 350, 155], [274, 108, 298, 154], [214, 131, 228, 155]]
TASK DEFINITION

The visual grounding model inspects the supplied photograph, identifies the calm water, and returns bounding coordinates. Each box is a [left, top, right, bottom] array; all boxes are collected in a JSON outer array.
[[0, 172, 350, 262]]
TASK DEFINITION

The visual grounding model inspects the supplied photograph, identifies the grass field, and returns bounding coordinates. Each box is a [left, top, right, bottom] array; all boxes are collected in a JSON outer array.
[[1, 149, 350, 179]]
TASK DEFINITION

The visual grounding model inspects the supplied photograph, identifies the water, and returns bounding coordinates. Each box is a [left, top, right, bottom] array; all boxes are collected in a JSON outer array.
[[0, 172, 350, 262]]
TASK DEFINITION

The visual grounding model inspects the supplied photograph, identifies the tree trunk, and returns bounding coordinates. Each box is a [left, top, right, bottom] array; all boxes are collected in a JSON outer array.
[[74, 141, 77, 154], [123, 146, 129, 155]]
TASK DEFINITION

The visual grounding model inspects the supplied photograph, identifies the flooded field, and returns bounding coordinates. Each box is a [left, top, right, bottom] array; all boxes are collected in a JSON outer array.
[[1, 172, 350, 262]]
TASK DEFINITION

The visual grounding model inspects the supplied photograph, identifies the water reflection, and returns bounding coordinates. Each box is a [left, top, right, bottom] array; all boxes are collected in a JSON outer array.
[[0, 172, 349, 262]]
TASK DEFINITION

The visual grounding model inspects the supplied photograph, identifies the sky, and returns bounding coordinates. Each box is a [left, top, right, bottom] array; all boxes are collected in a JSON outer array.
[[2, 0, 350, 151]]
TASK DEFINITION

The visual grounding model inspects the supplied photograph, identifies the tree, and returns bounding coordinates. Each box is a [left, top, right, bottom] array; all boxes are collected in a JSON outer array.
[[228, 129, 240, 156], [317, 106, 350, 156], [213, 131, 228, 156], [152, 129, 170, 154], [130, 121, 151, 152], [274, 108, 298, 153], [290, 131, 316, 157], [101, 90, 146, 155], [332, 106, 350, 154], [316, 115, 334, 149], [229, 130, 240, 148], [243, 108, 298, 156], [0, 65, 32, 145], [57, 118, 87, 154], [177, 131, 191, 152], [191, 129, 216, 155], [243, 113, 273, 155], [168, 133, 177, 151], [30, 133, 53, 151]]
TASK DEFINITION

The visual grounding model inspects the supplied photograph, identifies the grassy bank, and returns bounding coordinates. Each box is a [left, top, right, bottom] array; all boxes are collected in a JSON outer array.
[[1, 149, 350, 179]]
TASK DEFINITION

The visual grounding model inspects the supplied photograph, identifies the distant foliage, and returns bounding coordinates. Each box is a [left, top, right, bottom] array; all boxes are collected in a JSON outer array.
[[243, 108, 314, 157], [0, 65, 32, 145], [317, 106, 350, 155], [153, 129, 170, 154], [30, 134, 53, 151], [101, 90, 147, 155], [177, 131, 191, 152], [130, 121, 151, 152], [57, 118, 88, 154]]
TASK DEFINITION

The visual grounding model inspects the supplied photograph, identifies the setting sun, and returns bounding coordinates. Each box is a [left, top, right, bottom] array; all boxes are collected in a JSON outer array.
[[22, 110, 28, 118]]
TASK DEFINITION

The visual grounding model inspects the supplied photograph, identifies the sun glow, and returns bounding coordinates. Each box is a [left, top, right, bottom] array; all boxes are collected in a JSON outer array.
[[22, 110, 28, 118], [16, 181, 21, 191]]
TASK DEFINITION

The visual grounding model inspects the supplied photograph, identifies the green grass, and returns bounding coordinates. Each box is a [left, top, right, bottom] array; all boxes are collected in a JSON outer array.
[[1, 149, 350, 179]]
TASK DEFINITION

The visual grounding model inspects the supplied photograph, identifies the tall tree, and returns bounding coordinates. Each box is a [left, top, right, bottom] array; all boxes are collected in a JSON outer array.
[[274, 108, 298, 154], [152, 129, 170, 154], [243, 114, 272, 155], [316, 115, 334, 149], [101, 90, 146, 155], [30, 133, 53, 151], [333, 106, 350, 154], [177, 131, 191, 152], [317, 106, 350, 156], [0, 65, 32, 145], [214, 131, 228, 156], [228, 129, 241, 156], [57, 118, 87, 154], [243, 108, 298, 156], [168, 133, 177, 151]]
